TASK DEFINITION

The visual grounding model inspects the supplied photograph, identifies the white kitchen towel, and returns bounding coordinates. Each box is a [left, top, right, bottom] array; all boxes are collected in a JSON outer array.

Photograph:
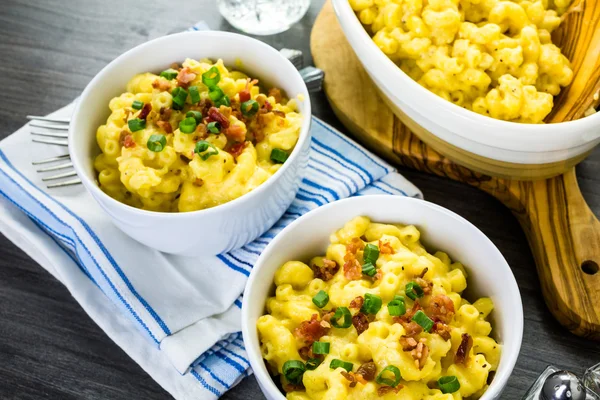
[[0, 99, 422, 399]]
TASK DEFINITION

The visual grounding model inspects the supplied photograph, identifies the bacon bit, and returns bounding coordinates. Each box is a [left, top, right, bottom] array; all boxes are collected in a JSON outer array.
[[207, 107, 230, 128], [224, 124, 246, 142], [341, 371, 368, 388], [264, 100, 273, 111], [346, 237, 365, 255], [379, 240, 394, 254], [298, 346, 314, 361], [268, 87, 283, 103], [152, 79, 171, 91], [400, 336, 418, 351], [374, 270, 383, 281], [349, 296, 364, 310], [283, 383, 304, 393], [122, 134, 136, 148], [195, 124, 208, 139], [425, 295, 455, 324], [156, 120, 172, 134], [193, 178, 204, 187], [343, 259, 362, 280], [311, 258, 339, 281], [432, 321, 452, 341], [408, 338, 429, 369], [321, 310, 336, 323], [352, 312, 370, 336], [294, 314, 329, 345], [415, 277, 433, 295], [176, 67, 196, 88], [138, 103, 152, 120], [227, 141, 247, 158], [159, 107, 172, 121], [239, 89, 251, 103], [394, 302, 425, 336], [273, 110, 286, 118], [320, 320, 331, 329], [356, 362, 377, 381], [378, 385, 403, 396], [455, 333, 473, 364]]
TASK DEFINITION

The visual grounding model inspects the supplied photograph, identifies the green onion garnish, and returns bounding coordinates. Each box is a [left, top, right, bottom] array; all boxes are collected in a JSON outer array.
[[194, 140, 219, 160], [363, 243, 380, 265], [270, 148, 289, 164], [189, 86, 200, 104], [202, 66, 221, 87], [362, 262, 377, 277], [185, 110, 203, 123], [214, 95, 230, 108], [361, 293, 382, 315], [306, 358, 322, 371], [208, 87, 225, 102], [375, 365, 401, 387], [171, 87, 188, 110], [282, 360, 305, 385], [312, 290, 329, 308], [160, 69, 178, 80], [330, 307, 352, 329], [128, 118, 146, 132], [132, 100, 144, 110], [438, 376, 460, 394], [387, 295, 406, 317], [241, 99, 259, 117], [179, 117, 197, 134], [411, 310, 434, 332], [147, 134, 166, 152], [207, 121, 220, 134], [312, 341, 330, 355], [405, 282, 424, 300], [329, 359, 353, 372]]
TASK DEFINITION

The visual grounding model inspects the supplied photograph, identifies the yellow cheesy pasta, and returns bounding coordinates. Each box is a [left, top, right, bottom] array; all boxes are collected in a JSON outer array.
[[257, 217, 501, 399], [94, 58, 302, 212], [350, 0, 574, 123]]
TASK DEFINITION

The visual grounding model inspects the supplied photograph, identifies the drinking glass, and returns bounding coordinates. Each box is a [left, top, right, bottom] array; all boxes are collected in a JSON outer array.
[[217, 0, 311, 35]]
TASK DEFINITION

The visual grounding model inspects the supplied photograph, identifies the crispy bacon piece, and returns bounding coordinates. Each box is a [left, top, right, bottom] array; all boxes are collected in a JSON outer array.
[[346, 237, 365, 255], [121, 134, 136, 148], [298, 346, 314, 361], [341, 371, 368, 388], [352, 312, 370, 336], [378, 385, 403, 396], [321, 310, 335, 324], [227, 141, 247, 158], [409, 338, 429, 369], [356, 362, 377, 381], [400, 336, 419, 351], [425, 295, 455, 324], [432, 321, 452, 341], [152, 79, 171, 91], [455, 333, 473, 364], [379, 240, 394, 254], [268, 87, 282, 103], [156, 120, 172, 134], [138, 103, 152, 120], [343, 258, 362, 280], [176, 67, 196, 88], [349, 296, 364, 310], [159, 107, 172, 121], [374, 270, 383, 281], [294, 314, 329, 345], [207, 107, 230, 129], [239, 89, 251, 103], [415, 277, 433, 295], [224, 124, 246, 142], [311, 259, 339, 281], [264, 100, 273, 111]]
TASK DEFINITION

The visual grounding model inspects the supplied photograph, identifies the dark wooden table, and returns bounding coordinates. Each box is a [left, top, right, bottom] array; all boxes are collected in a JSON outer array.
[[1, 1, 599, 399]]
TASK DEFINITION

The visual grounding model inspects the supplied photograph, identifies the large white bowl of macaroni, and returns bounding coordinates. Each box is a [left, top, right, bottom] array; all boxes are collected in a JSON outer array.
[[331, 0, 600, 180], [242, 195, 523, 400], [69, 31, 311, 255]]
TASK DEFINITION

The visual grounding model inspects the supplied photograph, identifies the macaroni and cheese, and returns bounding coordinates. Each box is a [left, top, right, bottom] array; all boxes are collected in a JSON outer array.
[[257, 217, 501, 399], [94, 59, 302, 212], [350, 0, 574, 123]]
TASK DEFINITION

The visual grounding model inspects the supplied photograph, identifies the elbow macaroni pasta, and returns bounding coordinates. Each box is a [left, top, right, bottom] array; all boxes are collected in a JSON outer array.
[[258, 217, 501, 399], [350, 0, 574, 123], [94, 58, 302, 212]]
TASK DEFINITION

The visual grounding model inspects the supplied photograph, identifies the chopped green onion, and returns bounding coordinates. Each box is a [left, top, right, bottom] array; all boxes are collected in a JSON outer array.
[[282, 360, 305, 385], [185, 110, 203, 123], [306, 358, 322, 371], [412, 310, 434, 332], [329, 359, 353, 372], [241, 99, 259, 117], [202, 66, 221, 87], [208, 86, 225, 101], [207, 121, 220, 134], [128, 118, 146, 132], [375, 365, 401, 387], [330, 307, 352, 329], [214, 95, 230, 108], [147, 134, 166, 152], [132, 100, 144, 110], [363, 243, 380, 265], [160, 68, 178, 80], [361, 293, 382, 315], [171, 87, 188, 110], [194, 140, 219, 160], [387, 295, 406, 317], [362, 262, 377, 277], [179, 117, 197, 134], [312, 290, 329, 308], [312, 341, 330, 355], [270, 148, 289, 164], [189, 86, 200, 104], [405, 281, 424, 300], [438, 376, 460, 394]]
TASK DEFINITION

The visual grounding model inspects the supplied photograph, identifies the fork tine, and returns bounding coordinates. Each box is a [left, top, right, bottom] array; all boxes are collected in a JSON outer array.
[[32, 138, 68, 146], [26, 116, 71, 124], [36, 162, 73, 173], [46, 178, 82, 189], [42, 171, 78, 181], [31, 131, 69, 138], [32, 154, 71, 165], [29, 122, 69, 130]]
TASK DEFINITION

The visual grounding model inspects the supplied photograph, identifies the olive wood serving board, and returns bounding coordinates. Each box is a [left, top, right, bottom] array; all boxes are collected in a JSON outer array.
[[311, 1, 600, 339]]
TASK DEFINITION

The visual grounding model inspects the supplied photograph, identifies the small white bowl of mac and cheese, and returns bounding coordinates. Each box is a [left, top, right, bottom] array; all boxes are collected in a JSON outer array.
[[69, 31, 311, 255], [242, 195, 523, 400]]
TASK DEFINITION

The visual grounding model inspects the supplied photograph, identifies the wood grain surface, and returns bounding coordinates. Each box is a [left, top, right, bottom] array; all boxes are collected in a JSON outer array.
[[311, 0, 600, 339], [1, 1, 600, 400]]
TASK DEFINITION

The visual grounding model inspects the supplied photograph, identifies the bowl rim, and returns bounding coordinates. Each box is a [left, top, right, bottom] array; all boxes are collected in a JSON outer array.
[[68, 30, 312, 219], [331, 0, 600, 149], [242, 195, 524, 400]]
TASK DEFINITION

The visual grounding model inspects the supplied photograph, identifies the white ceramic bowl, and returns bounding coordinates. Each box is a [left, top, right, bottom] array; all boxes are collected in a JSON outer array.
[[69, 31, 311, 256], [331, 0, 600, 179], [242, 195, 523, 400]]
